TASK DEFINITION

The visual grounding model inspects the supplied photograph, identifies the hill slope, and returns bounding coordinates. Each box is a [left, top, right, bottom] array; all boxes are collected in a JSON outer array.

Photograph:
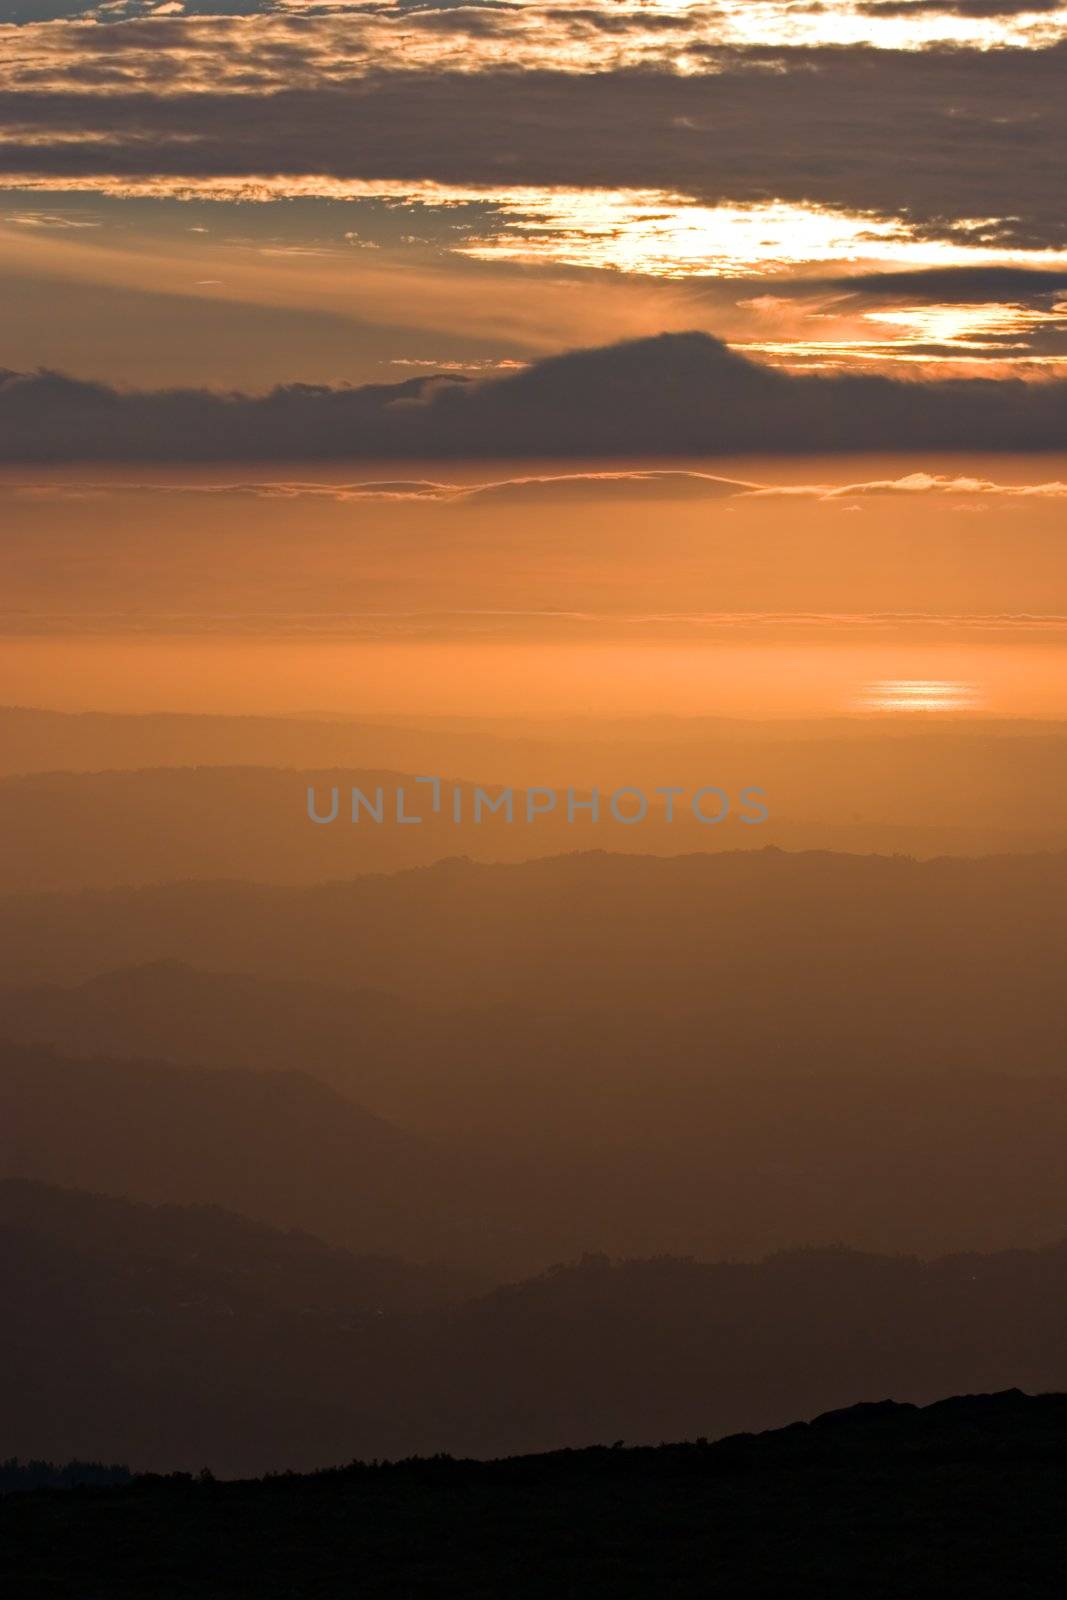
[[0, 1046, 499, 1266], [3, 1391, 1067, 1597]]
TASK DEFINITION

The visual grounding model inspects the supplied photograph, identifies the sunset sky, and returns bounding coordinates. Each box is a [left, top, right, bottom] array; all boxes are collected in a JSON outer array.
[[12, 4, 1067, 1550], [3, 0, 1067, 384], [2, 0, 1066, 716]]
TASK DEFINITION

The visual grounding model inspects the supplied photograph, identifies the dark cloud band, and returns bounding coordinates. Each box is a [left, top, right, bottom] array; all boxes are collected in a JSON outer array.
[[4, 331, 1067, 460]]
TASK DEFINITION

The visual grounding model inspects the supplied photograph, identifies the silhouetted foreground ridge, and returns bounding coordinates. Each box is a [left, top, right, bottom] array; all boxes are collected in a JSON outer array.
[[4, 1391, 1067, 1597]]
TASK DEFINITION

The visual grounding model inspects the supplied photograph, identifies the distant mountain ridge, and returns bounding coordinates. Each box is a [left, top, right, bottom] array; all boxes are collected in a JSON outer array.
[[4, 706, 1067, 886], [0, 1179, 468, 1315], [8, 1029, 1067, 1268], [2, 847, 1066, 1039], [6, 1178, 1067, 1476], [0, 1044, 507, 1266]]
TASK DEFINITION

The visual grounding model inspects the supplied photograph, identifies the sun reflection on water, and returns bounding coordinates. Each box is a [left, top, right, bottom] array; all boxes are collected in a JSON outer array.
[[859, 680, 980, 713]]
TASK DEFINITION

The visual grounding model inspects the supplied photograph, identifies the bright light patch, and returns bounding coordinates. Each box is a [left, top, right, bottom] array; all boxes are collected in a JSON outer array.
[[701, 0, 1067, 52], [859, 680, 980, 713], [6, 176, 1067, 286], [456, 194, 1067, 279], [865, 302, 1067, 350]]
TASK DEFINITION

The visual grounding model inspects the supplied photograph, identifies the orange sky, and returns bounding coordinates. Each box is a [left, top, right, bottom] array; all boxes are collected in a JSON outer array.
[[2, 454, 1067, 719], [3, 3, 1067, 722]]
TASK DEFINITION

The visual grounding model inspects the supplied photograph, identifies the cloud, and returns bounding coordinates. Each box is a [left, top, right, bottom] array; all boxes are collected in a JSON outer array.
[[459, 470, 754, 504], [2, 42, 1067, 252], [795, 265, 1067, 304], [857, 1, 1065, 16], [4, 603, 1067, 641], [751, 471, 1067, 499], [0, 477, 460, 501], [2, 209, 100, 228], [4, 466, 1066, 500], [3, 330, 1067, 460], [0, 470, 756, 504]]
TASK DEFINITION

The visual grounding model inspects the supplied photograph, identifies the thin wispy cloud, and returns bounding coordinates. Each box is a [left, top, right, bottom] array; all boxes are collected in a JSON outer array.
[[5, 467, 1065, 501]]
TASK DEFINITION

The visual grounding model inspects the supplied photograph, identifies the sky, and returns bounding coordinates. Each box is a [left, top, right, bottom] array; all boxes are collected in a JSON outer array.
[[2, 0, 1067, 389], [5, 455, 1067, 716], [1, 0, 1066, 716]]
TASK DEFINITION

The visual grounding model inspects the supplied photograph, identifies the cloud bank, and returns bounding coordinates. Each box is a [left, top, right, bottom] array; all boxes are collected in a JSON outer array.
[[3, 331, 1067, 460]]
